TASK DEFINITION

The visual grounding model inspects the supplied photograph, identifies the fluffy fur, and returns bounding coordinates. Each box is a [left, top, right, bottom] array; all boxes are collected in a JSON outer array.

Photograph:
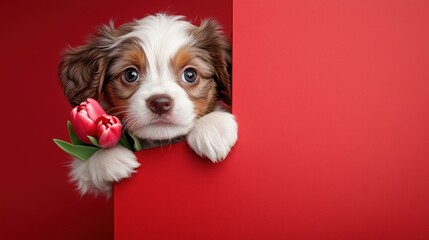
[[70, 145, 139, 196], [59, 14, 237, 195]]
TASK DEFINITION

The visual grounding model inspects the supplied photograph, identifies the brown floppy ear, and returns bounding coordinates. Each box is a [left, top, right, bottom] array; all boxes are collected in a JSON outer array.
[[193, 19, 232, 105], [58, 24, 118, 106]]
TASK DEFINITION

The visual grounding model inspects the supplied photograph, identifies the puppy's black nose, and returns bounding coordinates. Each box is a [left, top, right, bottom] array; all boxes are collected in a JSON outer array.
[[147, 94, 174, 114]]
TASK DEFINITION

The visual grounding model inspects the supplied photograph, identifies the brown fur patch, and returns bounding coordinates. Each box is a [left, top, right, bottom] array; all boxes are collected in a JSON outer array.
[[172, 47, 218, 117], [190, 19, 232, 105], [102, 37, 146, 118], [58, 21, 137, 106]]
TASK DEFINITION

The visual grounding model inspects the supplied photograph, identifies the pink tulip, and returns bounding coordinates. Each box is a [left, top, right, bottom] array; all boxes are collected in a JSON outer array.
[[70, 98, 106, 144], [96, 114, 122, 148]]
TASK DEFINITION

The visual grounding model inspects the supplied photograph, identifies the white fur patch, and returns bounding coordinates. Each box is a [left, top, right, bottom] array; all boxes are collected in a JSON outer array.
[[69, 145, 139, 196], [187, 110, 238, 162], [121, 14, 197, 140], [125, 79, 196, 140]]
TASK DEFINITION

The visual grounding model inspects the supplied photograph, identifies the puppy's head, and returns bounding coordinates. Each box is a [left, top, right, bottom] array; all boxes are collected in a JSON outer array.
[[59, 14, 231, 140]]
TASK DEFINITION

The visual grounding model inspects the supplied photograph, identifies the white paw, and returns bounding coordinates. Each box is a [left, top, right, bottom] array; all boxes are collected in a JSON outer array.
[[187, 111, 238, 163], [69, 145, 140, 196]]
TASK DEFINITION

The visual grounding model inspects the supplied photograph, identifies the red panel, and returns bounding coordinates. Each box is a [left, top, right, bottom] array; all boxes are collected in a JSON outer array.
[[115, 0, 429, 239], [0, 0, 230, 239]]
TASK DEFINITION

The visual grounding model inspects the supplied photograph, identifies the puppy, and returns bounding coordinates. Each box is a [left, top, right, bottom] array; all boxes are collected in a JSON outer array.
[[59, 14, 237, 195]]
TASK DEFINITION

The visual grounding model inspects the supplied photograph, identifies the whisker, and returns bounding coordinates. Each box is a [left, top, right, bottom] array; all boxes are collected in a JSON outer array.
[[106, 105, 128, 114]]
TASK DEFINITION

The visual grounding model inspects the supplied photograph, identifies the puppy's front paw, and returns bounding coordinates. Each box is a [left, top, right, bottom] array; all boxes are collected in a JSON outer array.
[[69, 145, 140, 196], [187, 111, 238, 163]]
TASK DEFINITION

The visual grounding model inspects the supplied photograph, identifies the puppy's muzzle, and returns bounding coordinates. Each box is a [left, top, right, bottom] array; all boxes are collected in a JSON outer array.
[[147, 94, 174, 114]]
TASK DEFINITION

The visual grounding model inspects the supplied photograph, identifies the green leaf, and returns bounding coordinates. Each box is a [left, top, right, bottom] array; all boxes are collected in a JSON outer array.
[[87, 136, 100, 147], [129, 133, 142, 151], [119, 133, 132, 150], [53, 139, 100, 161], [67, 121, 84, 145]]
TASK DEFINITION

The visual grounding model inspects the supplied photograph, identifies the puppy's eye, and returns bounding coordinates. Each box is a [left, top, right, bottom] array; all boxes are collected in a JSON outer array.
[[181, 68, 197, 83], [123, 68, 139, 82]]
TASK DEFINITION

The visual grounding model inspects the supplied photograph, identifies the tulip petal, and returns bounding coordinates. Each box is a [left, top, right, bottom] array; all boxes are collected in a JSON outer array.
[[99, 125, 122, 148], [71, 113, 96, 144], [96, 121, 107, 138], [71, 107, 79, 121], [86, 98, 106, 121], [96, 116, 122, 148], [98, 129, 115, 148]]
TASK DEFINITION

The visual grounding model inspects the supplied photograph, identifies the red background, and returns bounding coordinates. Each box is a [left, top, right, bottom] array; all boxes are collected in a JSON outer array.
[[0, 0, 230, 239], [116, 0, 429, 239], [2, 0, 429, 239]]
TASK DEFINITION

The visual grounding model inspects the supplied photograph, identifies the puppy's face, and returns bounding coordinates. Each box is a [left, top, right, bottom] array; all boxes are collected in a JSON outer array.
[[59, 14, 231, 140]]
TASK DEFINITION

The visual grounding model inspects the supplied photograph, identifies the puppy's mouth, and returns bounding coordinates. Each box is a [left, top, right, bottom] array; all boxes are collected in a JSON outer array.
[[125, 95, 196, 140], [148, 115, 176, 125]]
